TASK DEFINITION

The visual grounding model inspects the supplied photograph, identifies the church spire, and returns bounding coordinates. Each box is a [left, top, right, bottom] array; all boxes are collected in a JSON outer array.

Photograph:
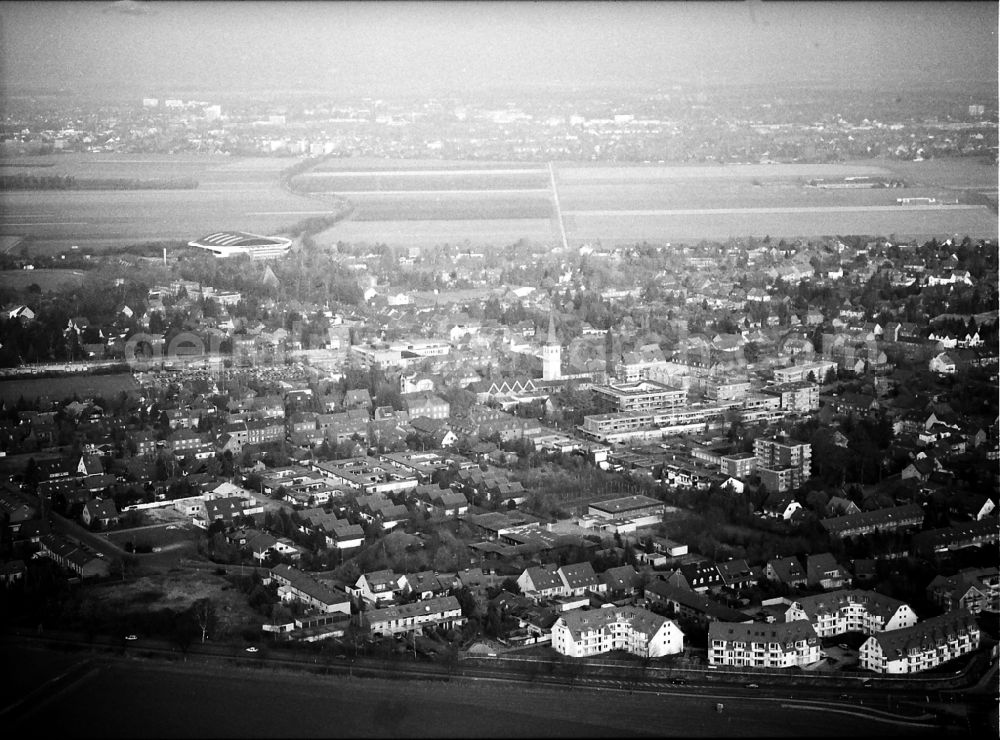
[[547, 311, 558, 345]]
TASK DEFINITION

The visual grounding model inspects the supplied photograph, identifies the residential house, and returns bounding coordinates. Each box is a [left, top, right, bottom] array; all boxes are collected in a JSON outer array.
[[403, 393, 450, 420], [912, 519, 1000, 558], [81, 498, 119, 529], [353, 569, 406, 604], [762, 492, 802, 520], [267, 564, 351, 615], [926, 568, 999, 614], [679, 560, 723, 593], [715, 559, 755, 591], [38, 533, 110, 579], [821, 504, 925, 539], [419, 487, 470, 518], [599, 565, 642, 600], [805, 553, 851, 590], [362, 595, 465, 637], [765, 556, 808, 589], [402, 571, 452, 601], [557, 562, 603, 598], [928, 352, 956, 375], [517, 565, 566, 601], [644, 580, 753, 626]]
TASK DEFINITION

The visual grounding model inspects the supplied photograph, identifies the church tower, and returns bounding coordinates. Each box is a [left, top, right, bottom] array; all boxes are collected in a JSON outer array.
[[542, 312, 561, 381]]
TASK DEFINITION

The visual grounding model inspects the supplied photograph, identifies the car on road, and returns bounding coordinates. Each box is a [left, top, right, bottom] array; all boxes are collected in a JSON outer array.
[[745, 683, 760, 689], [125, 634, 137, 641], [670, 678, 687, 685], [245, 646, 259, 653]]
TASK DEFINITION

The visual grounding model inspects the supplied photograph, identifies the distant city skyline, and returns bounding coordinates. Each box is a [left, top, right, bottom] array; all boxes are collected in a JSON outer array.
[[0, 1, 997, 97]]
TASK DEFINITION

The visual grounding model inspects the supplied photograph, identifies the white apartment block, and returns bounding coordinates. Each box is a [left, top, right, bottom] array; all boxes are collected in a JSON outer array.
[[772, 360, 837, 384], [709, 621, 821, 668], [860, 610, 980, 674], [784, 589, 918, 636], [552, 607, 684, 659]]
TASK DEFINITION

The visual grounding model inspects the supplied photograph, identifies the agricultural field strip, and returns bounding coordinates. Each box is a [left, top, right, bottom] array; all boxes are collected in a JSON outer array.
[[566, 205, 989, 215], [320, 189, 552, 195], [297, 168, 548, 176]]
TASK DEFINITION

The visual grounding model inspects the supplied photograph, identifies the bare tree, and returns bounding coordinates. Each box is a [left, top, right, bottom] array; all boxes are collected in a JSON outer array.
[[193, 598, 215, 643]]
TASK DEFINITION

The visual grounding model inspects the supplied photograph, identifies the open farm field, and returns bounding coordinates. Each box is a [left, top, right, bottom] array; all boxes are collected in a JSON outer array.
[[555, 162, 896, 182], [0, 153, 291, 182], [315, 217, 556, 247], [291, 170, 550, 192], [2, 155, 995, 252], [307, 157, 534, 172], [0, 372, 138, 405], [557, 181, 954, 211], [563, 204, 998, 243], [348, 193, 553, 220], [867, 157, 999, 189], [0, 267, 86, 291], [0, 154, 338, 255]]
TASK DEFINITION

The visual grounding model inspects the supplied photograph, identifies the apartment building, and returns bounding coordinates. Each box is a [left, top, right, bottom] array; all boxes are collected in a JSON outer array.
[[859, 610, 980, 674], [772, 360, 837, 384], [709, 620, 821, 668], [551, 607, 684, 658], [784, 589, 918, 636], [754, 435, 811, 493], [762, 381, 820, 412]]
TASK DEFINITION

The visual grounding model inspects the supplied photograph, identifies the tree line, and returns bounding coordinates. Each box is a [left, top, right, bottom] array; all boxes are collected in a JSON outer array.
[[0, 173, 199, 190]]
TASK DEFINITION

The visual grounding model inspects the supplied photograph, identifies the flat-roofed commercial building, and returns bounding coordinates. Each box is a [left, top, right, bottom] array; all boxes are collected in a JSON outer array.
[[589, 495, 664, 525], [593, 380, 686, 414]]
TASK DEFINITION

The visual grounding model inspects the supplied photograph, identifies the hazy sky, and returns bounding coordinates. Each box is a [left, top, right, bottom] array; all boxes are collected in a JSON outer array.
[[1, 1, 997, 96]]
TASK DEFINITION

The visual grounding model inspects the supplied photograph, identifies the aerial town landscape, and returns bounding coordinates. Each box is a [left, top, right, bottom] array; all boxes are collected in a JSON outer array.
[[0, 2, 997, 738]]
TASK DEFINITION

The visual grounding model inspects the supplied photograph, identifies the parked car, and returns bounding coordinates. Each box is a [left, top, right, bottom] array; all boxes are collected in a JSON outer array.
[[745, 683, 760, 689], [125, 634, 137, 641], [245, 646, 259, 653]]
